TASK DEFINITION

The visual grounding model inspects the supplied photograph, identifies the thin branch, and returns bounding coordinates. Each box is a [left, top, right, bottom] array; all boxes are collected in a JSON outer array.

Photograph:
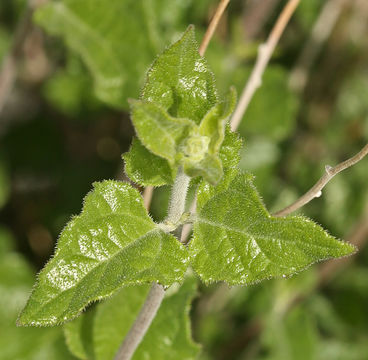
[[142, 186, 154, 211], [243, 0, 281, 41], [289, 0, 348, 93], [199, 0, 231, 57], [273, 144, 368, 217], [230, 0, 300, 132]]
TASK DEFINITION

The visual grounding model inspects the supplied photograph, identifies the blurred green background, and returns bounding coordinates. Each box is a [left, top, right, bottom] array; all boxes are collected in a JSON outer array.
[[0, 0, 367, 359]]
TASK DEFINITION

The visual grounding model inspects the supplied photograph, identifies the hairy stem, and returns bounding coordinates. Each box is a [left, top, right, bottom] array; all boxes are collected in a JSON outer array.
[[114, 284, 165, 360], [114, 169, 190, 360]]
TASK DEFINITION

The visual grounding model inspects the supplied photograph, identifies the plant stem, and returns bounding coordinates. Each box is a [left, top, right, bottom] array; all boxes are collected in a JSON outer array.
[[167, 167, 190, 225], [230, 0, 300, 131], [114, 283, 165, 360], [199, 0, 231, 57], [119, 0, 230, 356], [114, 169, 190, 360], [273, 143, 368, 217]]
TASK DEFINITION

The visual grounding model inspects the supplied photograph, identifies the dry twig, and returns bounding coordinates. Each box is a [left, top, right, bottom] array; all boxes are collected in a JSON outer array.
[[230, 0, 300, 131], [273, 144, 368, 217]]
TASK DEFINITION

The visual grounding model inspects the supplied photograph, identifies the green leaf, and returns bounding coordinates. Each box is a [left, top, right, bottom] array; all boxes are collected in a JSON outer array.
[[184, 153, 223, 186], [262, 306, 318, 360], [18, 180, 189, 326], [125, 27, 236, 186], [129, 99, 195, 163], [199, 87, 237, 155], [142, 25, 218, 122], [64, 308, 95, 360], [189, 171, 356, 285], [0, 230, 73, 360], [34, 0, 172, 108], [63, 276, 200, 360], [123, 138, 175, 187], [93, 277, 200, 360], [183, 87, 237, 185]]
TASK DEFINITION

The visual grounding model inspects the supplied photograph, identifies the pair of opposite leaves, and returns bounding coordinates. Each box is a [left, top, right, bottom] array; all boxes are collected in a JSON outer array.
[[18, 27, 355, 326]]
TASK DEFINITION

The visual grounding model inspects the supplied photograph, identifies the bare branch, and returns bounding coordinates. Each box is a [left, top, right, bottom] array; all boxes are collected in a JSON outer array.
[[273, 144, 368, 217], [142, 186, 154, 211], [199, 0, 231, 57], [230, 0, 300, 132]]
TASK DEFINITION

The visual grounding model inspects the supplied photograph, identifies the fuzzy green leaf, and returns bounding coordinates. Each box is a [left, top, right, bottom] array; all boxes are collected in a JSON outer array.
[[129, 99, 195, 163], [142, 25, 218, 121], [64, 277, 200, 360], [184, 153, 223, 185], [18, 181, 189, 326], [190, 172, 356, 285], [125, 26, 230, 186], [199, 87, 237, 155], [123, 138, 175, 187]]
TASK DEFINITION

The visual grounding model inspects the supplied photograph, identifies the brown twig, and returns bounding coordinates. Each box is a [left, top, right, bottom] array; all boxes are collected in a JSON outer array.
[[243, 0, 281, 40], [230, 0, 300, 131], [273, 144, 368, 217], [198, 0, 231, 57], [142, 186, 154, 211]]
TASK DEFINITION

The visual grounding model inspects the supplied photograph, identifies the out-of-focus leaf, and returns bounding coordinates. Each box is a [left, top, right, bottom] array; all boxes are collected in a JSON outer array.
[[189, 171, 355, 285], [261, 306, 318, 360], [64, 308, 95, 360], [44, 55, 101, 116], [18, 180, 189, 326], [0, 230, 73, 360], [64, 277, 200, 360], [34, 0, 172, 108]]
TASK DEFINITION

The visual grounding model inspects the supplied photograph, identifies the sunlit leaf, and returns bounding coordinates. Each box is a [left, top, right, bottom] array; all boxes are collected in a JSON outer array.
[[18, 181, 189, 326], [190, 171, 355, 285]]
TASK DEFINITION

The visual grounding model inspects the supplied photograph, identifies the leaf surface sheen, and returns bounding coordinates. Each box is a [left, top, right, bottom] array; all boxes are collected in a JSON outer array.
[[190, 172, 356, 285], [125, 26, 236, 186], [18, 181, 189, 326]]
